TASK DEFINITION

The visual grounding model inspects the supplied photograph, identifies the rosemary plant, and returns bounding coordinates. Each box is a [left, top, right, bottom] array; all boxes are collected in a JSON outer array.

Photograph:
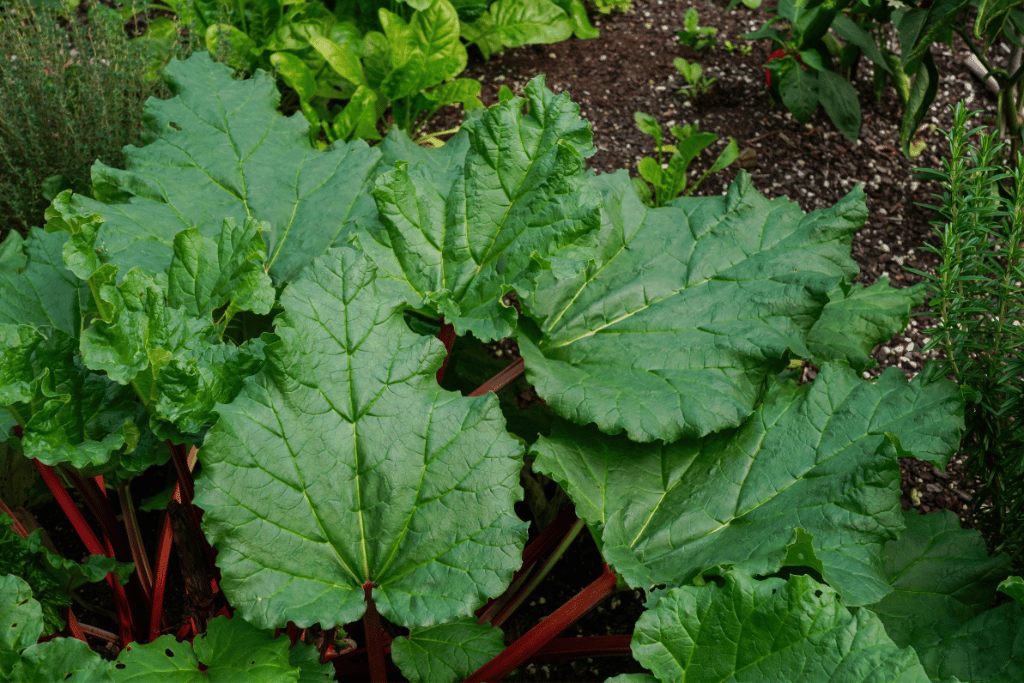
[[911, 102, 1024, 568]]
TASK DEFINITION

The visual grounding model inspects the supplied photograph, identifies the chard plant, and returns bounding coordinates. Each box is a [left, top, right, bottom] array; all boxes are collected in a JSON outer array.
[[1, 52, 1022, 681], [910, 103, 1024, 570]]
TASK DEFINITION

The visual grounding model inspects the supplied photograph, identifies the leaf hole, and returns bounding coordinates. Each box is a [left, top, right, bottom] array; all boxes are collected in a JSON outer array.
[[169, 121, 182, 131], [115, 663, 126, 670], [166, 648, 175, 658], [814, 590, 823, 598]]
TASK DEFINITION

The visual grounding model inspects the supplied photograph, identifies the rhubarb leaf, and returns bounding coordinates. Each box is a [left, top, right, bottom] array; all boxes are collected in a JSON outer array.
[[866, 511, 1022, 681], [519, 169, 865, 442], [1, 574, 112, 683], [390, 616, 505, 682], [807, 278, 926, 372], [194, 246, 528, 630], [909, 577, 1024, 682], [165, 219, 275, 320], [110, 615, 297, 682], [628, 570, 929, 682], [61, 215, 269, 438], [868, 510, 1012, 650], [0, 229, 84, 337], [48, 51, 382, 287], [360, 75, 600, 341], [531, 362, 963, 606]]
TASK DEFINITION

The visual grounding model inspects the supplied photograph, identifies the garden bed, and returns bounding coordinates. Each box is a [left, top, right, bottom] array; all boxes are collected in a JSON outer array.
[[1, 0, 1015, 680]]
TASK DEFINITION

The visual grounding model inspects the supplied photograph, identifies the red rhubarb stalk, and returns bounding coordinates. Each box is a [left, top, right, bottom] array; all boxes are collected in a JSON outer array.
[[464, 563, 618, 682], [33, 461, 137, 645], [435, 320, 457, 384], [476, 505, 582, 626], [469, 357, 525, 397], [363, 582, 388, 683]]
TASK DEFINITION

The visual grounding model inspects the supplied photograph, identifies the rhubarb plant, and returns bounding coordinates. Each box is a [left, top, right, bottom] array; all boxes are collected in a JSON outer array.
[[0, 50, 1020, 681]]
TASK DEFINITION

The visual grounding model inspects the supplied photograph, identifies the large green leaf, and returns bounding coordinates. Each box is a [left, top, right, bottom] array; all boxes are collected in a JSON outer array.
[[359, 75, 600, 341], [531, 363, 963, 606], [109, 615, 327, 682], [519, 170, 865, 442], [867, 510, 1022, 681], [627, 570, 929, 682], [48, 51, 382, 287], [194, 246, 528, 630], [868, 510, 1012, 649], [460, 0, 572, 59], [0, 574, 112, 683], [390, 616, 505, 682], [0, 229, 85, 337], [807, 278, 927, 372]]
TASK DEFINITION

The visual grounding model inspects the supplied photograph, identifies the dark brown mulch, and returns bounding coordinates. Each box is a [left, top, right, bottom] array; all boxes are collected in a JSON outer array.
[[11, 0, 1008, 680]]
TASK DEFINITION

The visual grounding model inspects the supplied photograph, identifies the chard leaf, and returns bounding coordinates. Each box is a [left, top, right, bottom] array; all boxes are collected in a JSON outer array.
[[531, 363, 963, 606], [110, 615, 299, 682], [1, 574, 112, 683], [868, 510, 1022, 681], [361, 75, 600, 341], [390, 617, 505, 682], [519, 169, 865, 442], [194, 246, 528, 630], [808, 278, 927, 372], [628, 570, 929, 682], [378, 0, 467, 100], [460, 0, 573, 59], [48, 51, 382, 287]]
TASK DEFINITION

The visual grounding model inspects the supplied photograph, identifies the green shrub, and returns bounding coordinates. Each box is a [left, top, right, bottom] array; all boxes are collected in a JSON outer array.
[[0, 0, 200, 237], [911, 102, 1024, 570]]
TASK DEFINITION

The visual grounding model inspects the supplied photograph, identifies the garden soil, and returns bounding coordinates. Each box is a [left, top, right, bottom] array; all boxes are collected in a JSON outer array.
[[20, 0, 1011, 679]]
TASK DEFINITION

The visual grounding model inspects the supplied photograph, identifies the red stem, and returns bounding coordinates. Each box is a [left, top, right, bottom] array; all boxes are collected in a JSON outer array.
[[464, 564, 618, 683], [435, 320, 457, 385], [148, 513, 175, 641], [0, 496, 29, 537], [63, 607, 88, 642], [476, 505, 580, 624], [33, 461, 137, 646], [489, 517, 585, 628], [363, 582, 387, 683], [527, 634, 633, 662], [469, 357, 525, 397]]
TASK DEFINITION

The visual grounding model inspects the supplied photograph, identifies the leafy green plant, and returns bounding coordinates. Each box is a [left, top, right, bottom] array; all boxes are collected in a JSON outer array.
[[676, 8, 717, 51], [273, 0, 484, 146], [0, 52, 1021, 681], [909, 103, 1024, 570], [632, 112, 738, 207], [458, 0, 599, 60], [746, 0, 1024, 157], [672, 56, 717, 98], [588, 0, 631, 15], [0, 0, 196, 237], [720, 38, 753, 55]]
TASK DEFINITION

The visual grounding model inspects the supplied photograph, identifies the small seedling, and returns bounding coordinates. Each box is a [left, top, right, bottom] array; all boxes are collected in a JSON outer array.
[[677, 8, 717, 51], [632, 111, 739, 207], [674, 57, 716, 98], [721, 40, 753, 56]]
